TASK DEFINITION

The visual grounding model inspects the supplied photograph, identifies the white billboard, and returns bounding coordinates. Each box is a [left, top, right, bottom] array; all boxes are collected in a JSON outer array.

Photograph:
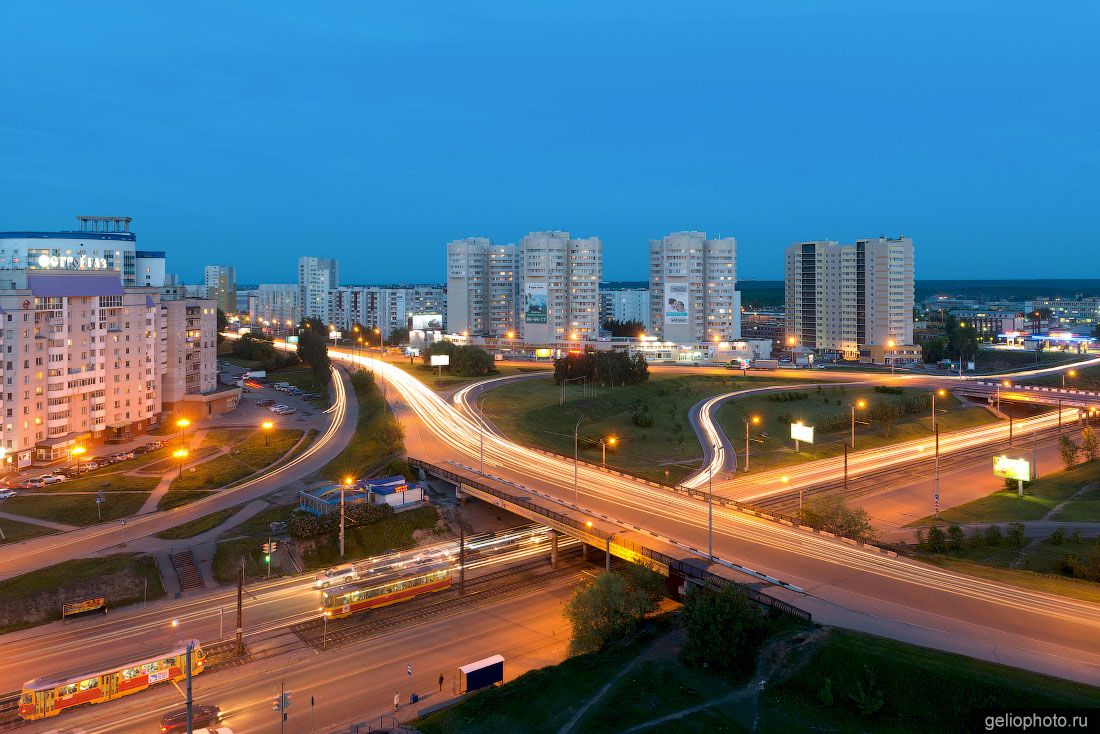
[[410, 313, 443, 331], [790, 422, 815, 444], [430, 354, 450, 367], [523, 283, 547, 324], [663, 283, 689, 325], [993, 455, 1030, 481]]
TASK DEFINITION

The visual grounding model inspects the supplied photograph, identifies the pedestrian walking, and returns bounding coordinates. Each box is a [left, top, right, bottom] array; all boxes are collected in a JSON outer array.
[[394, 690, 400, 710], [438, 673, 444, 692]]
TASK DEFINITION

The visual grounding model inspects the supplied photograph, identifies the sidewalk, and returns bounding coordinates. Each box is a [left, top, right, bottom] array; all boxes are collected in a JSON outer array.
[[0, 510, 79, 532]]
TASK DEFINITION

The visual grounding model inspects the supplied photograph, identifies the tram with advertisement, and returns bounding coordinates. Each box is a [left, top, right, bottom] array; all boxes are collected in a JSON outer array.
[[19, 639, 205, 721], [321, 569, 452, 618]]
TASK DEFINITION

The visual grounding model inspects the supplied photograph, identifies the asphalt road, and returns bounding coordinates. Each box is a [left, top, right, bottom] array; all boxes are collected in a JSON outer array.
[[341, 349, 1100, 687], [0, 365, 357, 583]]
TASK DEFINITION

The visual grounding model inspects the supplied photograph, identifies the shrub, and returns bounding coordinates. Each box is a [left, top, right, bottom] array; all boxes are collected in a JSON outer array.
[[681, 584, 769, 679], [1048, 527, 1066, 546], [873, 385, 904, 395], [947, 525, 965, 552], [1006, 522, 1026, 547], [984, 525, 1003, 547]]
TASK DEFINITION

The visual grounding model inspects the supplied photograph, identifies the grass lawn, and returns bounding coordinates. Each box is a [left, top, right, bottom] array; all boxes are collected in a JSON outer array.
[[715, 385, 995, 474], [302, 504, 443, 570], [37, 474, 160, 494], [220, 355, 260, 369], [390, 358, 551, 391], [0, 553, 164, 633], [315, 369, 405, 482], [763, 629, 1100, 733], [974, 349, 1084, 373], [269, 364, 329, 405], [154, 507, 241, 540], [910, 547, 1100, 604], [2, 491, 150, 526], [481, 373, 789, 485], [157, 489, 216, 511], [0, 515, 57, 544], [142, 445, 220, 473], [212, 501, 306, 582], [165, 428, 304, 496], [1052, 479, 1100, 521], [911, 460, 1100, 525], [416, 642, 647, 734]]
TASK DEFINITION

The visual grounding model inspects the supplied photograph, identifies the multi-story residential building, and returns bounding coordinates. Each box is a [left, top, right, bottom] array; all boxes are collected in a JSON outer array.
[[1032, 297, 1100, 329], [648, 232, 740, 343], [600, 288, 650, 330], [298, 256, 339, 322], [784, 236, 915, 362], [203, 265, 237, 314], [519, 231, 601, 344], [184, 284, 209, 299], [0, 216, 147, 286], [328, 285, 446, 341], [741, 310, 785, 345], [250, 283, 301, 331], [0, 267, 232, 471], [447, 238, 516, 336], [405, 285, 447, 329], [159, 297, 233, 417], [134, 251, 166, 287]]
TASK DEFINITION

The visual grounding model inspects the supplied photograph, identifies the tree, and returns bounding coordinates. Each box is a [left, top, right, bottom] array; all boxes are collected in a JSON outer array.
[[553, 352, 649, 388], [1081, 427, 1099, 462], [799, 494, 875, 542], [450, 345, 495, 376], [216, 308, 228, 343], [681, 584, 769, 677], [562, 567, 664, 653], [296, 318, 332, 388], [602, 319, 646, 338], [921, 336, 948, 364], [387, 327, 409, 346], [1059, 435, 1080, 469]]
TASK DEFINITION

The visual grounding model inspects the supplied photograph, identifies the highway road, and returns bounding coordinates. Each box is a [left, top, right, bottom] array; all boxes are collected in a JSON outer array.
[[327, 348, 1100, 686], [0, 365, 356, 583], [16, 565, 581, 734]]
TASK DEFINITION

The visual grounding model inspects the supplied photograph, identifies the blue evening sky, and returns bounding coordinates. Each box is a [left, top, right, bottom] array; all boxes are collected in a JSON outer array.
[[1, 2, 1096, 284]]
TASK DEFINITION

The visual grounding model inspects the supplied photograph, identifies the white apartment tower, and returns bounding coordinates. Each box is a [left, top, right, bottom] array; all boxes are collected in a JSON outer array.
[[203, 265, 236, 314], [446, 238, 517, 336], [251, 284, 301, 330], [784, 236, 915, 359], [298, 257, 339, 323], [519, 231, 601, 344], [649, 232, 740, 343]]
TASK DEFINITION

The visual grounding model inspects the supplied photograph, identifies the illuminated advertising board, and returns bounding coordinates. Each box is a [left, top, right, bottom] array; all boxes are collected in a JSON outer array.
[[534, 348, 553, 358], [411, 313, 443, 331], [993, 455, 1030, 481], [430, 354, 450, 367], [663, 283, 689, 325], [790, 422, 815, 444]]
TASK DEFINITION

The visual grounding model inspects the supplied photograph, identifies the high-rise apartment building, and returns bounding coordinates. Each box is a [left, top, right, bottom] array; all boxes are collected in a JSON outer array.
[[648, 232, 740, 343], [329, 285, 447, 341], [446, 238, 516, 336], [298, 257, 339, 323], [250, 284, 301, 330], [159, 298, 223, 413], [518, 231, 601, 343], [1, 216, 151, 286], [203, 265, 237, 314], [600, 288, 650, 330], [784, 236, 915, 360]]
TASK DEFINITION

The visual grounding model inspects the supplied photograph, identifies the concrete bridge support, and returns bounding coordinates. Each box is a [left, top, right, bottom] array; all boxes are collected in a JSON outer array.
[[550, 530, 559, 570]]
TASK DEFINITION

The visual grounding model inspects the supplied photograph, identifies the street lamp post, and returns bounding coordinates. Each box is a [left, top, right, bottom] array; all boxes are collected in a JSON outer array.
[[932, 389, 946, 432], [261, 420, 274, 446], [176, 417, 191, 450], [934, 425, 940, 518], [69, 445, 86, 473], [708, 443, 718, 562], [172, 448, 189, 478], [886, 339, 896, 374], [786, 336, 796, 366], [600, 436, 617, 467], [340, 477, 353, 558], [1063, 369, 1076, 389], [850, 399, 866, 448], [744, 416, 760, 472], [573, 416, 590, 502]]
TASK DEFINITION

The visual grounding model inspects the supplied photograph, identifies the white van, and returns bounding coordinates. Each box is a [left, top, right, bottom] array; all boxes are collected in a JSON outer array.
[[315, 564, 358, 589]]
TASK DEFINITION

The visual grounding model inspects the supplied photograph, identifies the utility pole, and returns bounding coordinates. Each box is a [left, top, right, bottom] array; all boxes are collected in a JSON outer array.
[[236, 565, 244, 656], [339, 485, 346, 558], [843, 442, 848, 491], [934, 425, 940, 518], [185, 641, 194, 734], [479, 424, 484, 474], [458, 508, 466, 596], [708, 444, 715, 562]]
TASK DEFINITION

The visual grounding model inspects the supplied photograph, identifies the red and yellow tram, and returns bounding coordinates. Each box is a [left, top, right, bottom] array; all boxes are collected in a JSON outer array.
[[19, 639, 205, 721], [321, 569, 452, 618]]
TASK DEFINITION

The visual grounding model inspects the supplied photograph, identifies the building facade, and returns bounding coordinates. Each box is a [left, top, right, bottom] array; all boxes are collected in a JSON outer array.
[[447, 237, 516, 336], [298, 256, 339, 322], [134, 251, 166, 287], [784, 236, 915, 360], [203, 265, 237, 314], [0, 216, 144, 286], [648, 232, 739, 343], [328, 285, 447, 341], [250, 283, 301, 331], [518, 231, 601, 344], [600, 288, 650, 330], [160, 298, 231, 417]]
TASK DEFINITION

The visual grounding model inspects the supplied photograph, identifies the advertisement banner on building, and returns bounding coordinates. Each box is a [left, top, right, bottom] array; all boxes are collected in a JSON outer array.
[[524, 283, 548, 324], [790, 422, 815, 444], [410, 313, 443, 331], [663, 283, 689, 325]]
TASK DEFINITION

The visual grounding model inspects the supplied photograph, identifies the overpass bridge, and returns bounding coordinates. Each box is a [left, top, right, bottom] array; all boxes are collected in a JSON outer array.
[[955, 380, 1100, 416], [408, 457, 812, 623]]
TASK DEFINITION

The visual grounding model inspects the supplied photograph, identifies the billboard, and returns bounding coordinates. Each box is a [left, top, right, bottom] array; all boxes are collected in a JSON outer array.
[[411, 313, 443, 331], [790, 422, 815, 444], [286, 335, 299, 344], [328, 330, 342, 340], [534, 348, 553, 359], [523, 283, 548, 324], [663, 283, 689, 325], [993, 455, 1030, 481], [430, 354, 450, 367]]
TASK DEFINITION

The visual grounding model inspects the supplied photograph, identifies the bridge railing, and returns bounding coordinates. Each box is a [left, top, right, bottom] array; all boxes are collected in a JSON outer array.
[[409, 457, 813, 623]]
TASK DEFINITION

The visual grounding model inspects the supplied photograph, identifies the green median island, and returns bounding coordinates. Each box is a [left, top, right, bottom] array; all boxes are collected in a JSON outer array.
[[715, 384, 996, 474]]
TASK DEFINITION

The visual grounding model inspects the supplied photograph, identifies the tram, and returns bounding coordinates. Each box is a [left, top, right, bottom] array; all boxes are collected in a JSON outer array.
[[19, 639, 205, 721], [321, 569, 452, 618]]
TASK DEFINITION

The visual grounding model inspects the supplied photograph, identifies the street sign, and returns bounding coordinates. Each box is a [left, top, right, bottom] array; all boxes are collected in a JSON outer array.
[[407, 664, 413, 677]]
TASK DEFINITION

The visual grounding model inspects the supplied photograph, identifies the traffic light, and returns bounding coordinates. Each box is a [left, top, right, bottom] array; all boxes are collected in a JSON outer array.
[[283, 691, 292, 708], [272, 695, 281, 712]]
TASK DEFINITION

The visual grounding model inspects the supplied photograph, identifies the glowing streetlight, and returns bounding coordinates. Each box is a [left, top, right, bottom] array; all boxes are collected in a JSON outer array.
[[261, 420, 274, 446], [851, 399, 867, 448], [1064, 369, 1076, 389], [176, 418, 191, 449], [744, 415, 761, 472], [600, 435, 617, 467], [172, 448, 189, 478], [786, 336, 796, 365]]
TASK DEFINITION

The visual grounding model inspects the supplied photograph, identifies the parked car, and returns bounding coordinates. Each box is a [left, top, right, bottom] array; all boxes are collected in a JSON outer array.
[[314, 564, 358, 589], [36, 474, 63, 485], [147, 440, 164, 450], [275, 407, 296, 415], [0, 490, 16, 499], [160, 703, 222, 733], [78, 462, 99, 472], [257, 399, 275, 407]]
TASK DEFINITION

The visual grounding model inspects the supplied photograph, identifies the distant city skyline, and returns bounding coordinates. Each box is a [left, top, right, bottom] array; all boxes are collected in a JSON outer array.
[[2, 3, 1096, 284]]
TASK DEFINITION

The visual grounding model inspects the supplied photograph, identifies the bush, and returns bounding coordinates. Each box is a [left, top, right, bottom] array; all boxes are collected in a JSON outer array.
[[925, 525, 947, 553], [799, 494, 875, 542], [681, 584, 769, 679], [553, 352, 649, 387], [873, 385, 904, 395], [947, 525, 965, 552], [1006, 522, 1026, 547], [632, 409, 653, 428], [562, 567, 664, 653], [984, 525, 1003, 547], [767, 392, 809, 403], [1048, 527, 1066, 546]]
